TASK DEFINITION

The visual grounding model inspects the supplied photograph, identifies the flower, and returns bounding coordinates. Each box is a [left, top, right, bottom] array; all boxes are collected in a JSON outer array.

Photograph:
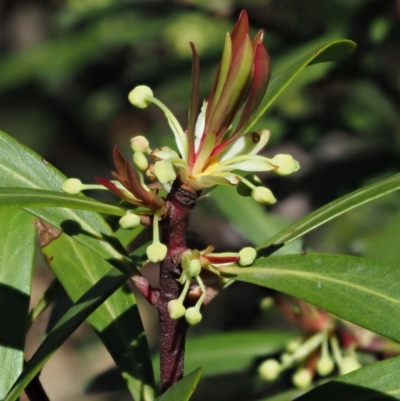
[[129, 10, 299, 200]]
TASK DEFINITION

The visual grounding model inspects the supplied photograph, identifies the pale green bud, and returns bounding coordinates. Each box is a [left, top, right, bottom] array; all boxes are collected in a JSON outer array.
[[340, 355, 361, 375], [238, 247, 257, 266], [185, 307, 202, 325], [260, 297, 275, 311], [258, 359, 281, 381], [286, 338, 302, 354], [146, 242, 168, 263], [119, 213, 141, 229], [154, 160, 177, 183], [292, 368, 312, 389], [151, 146, 179, 160], [128, 85, 153, 109], [133, 151, 148, 171], [251, 187, 277, 205], [271, 154, 300, 176], [168, 299, 186, 320], [316, 355, 335, 376], [188, 259, 201, 277], [130, 135, 150, 153], [62, 178, 83, 194]]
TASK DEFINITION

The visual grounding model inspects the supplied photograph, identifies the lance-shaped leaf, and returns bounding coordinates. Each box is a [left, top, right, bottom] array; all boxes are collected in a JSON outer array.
[[256, 173, 400, 256], [0, 187, 126, 216], [219, 253, 400, 343], [0, 209, 35, 400], [297, 356, 400, 401]]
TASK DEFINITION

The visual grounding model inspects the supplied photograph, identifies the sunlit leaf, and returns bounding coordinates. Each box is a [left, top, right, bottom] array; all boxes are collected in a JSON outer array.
[[0, 187, 125, 216], [154, 368, 202, 401], [0, 210, 35, 399], [219, 253, 400, 342], [297, 356, 400, 400], [0, 131, 155, 399], [257, 173, 400, 256]]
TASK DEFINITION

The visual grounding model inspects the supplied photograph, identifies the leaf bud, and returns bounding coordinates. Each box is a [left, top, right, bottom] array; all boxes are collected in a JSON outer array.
[[128, 85, 153, 109]]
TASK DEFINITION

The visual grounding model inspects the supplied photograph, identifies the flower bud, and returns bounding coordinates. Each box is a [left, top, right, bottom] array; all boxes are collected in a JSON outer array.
[[238, 247, 257, 266], [151, 146, 179, 160], [128, 85, 153, 109], [258, 359, 281, 381], [292, 368, 312, 390], [340, 355, 361, 375], [271, 154, 300, 176], [130, 135, 150, 153], [146, 242, 168, 263], [185, 307, 202, 325], [168, 299, 186, 320], [154, 160, 177, 183], [188, 259, 201, 277], [119, 212, 141, 229], [62, 178, 83, 194], [133, 151, 148, 171], [251, 187, 277, 205], [317, 355, 335, 376]]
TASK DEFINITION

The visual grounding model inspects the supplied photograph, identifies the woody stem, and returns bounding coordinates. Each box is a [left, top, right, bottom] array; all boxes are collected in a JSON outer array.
[[157, 179, 198, 393]]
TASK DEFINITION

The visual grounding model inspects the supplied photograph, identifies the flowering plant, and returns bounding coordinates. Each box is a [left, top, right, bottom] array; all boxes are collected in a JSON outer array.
[[8, 7, 400, 401]]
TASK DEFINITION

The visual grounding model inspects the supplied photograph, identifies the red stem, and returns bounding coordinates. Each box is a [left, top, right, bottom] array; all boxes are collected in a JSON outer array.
[[157, 180, 199, 393]]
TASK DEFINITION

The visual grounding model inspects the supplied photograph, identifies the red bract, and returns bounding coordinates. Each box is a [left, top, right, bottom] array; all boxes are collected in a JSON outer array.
[[188, 10, 271, 172], [96, 146, 164, 211]]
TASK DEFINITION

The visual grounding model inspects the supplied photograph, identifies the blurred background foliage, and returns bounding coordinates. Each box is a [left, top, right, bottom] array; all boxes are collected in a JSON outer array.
[[1, 0, 400, 400]]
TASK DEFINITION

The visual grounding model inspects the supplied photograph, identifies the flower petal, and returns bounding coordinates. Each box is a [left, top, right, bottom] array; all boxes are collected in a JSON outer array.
[[191, 172, 240, 189], [188, 42, 200, 166], [217, 154, 277, 172], [194, 101, 207, 152], [219, 129, 271, 162]]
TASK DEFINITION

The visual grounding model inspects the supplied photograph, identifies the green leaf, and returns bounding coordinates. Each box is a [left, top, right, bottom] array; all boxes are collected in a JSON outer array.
[[297, 356, 400, 400], [0, 130, 125, 262], [4, 266, 136, 401], [43, 233, 155, 401], [152, 331, 294, 380], [0, 131, 155, 398], [0, 187, 126, 216], [219, 253, 400, 342], [245, 39, 356, 132], [209, 186, 301, 255], [0, 210, 35, 399], [154, 368, 202, 401], [257, 173, 400, 256]]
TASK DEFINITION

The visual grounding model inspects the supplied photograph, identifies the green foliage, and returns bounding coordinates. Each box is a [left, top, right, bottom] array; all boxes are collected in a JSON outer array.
[[1, 2, 400, 400], [0, 210, 35, 400]]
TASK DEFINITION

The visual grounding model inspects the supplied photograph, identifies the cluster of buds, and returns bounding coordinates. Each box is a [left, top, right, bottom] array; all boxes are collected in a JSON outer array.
[[62, 11, 300, 269], [168, 246, 257, 325], [257, 297, 392, 389]]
